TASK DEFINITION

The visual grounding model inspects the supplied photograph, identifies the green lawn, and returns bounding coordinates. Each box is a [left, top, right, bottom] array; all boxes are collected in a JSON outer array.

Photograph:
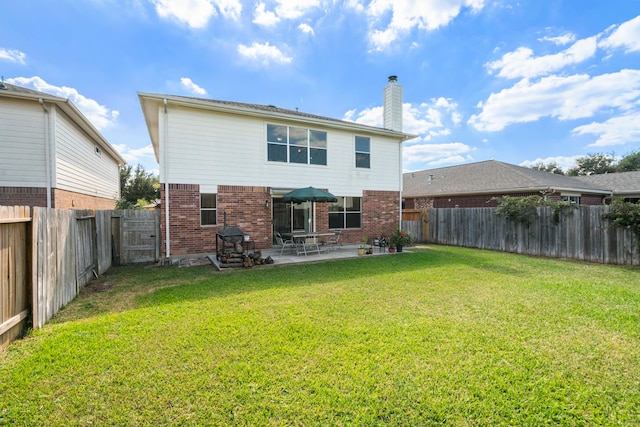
[[1, 246, 639, 426]]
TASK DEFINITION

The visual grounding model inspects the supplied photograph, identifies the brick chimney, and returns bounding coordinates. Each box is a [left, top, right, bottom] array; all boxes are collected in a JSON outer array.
[[383, 75, 403, 132]]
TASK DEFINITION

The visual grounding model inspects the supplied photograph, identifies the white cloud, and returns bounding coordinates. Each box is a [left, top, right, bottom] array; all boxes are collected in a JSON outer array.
[[253, 2, 280, 26], [539, 33, 576, 46], [573, 112, 640, 147], [345, 98, 462, 140], [151, 0, 241, 28], [298, 23, 315, 35], [180, 77, 207, 95], [599, 15, 640, 53], [520, 155, 581, 171], [366, 0, 487, 51], [112, 143, 157, 167], [486, 36, 598, 79], [6, 76, 119, 131], [469, 69, 640, 132], [0, 48, 26, 65], [273, 0, 321, 20], [237, 42, 292, 65], [403, 142, 474, 169]]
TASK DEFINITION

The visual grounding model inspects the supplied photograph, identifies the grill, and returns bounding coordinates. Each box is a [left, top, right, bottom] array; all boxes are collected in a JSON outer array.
[[216, 222, 245, 260]]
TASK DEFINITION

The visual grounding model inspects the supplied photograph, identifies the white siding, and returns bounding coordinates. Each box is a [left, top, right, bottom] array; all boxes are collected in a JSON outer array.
[[0, 98, 47, 186], [163, 105, 402, 195], [54, 107, 120, 199]]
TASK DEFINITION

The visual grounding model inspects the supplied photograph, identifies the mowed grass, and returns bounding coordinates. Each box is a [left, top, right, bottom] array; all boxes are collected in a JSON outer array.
[[1, 246, 640, 426]]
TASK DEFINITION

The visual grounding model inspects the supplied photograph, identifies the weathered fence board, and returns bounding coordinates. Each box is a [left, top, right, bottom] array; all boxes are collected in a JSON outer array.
[[1, 206, 31, 351], [2, 206, 160, 349], [425, 206, 638, 265]]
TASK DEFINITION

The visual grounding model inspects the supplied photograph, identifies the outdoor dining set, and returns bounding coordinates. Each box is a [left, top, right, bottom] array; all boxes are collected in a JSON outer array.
[[275, 230, 342, 256]]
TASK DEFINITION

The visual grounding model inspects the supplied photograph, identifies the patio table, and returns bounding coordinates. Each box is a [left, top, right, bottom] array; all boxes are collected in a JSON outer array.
[[286, 232, 335, 256]]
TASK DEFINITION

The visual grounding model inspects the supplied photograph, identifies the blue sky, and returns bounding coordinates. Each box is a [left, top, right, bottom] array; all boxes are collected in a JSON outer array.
[[2, 0, 639, 175]]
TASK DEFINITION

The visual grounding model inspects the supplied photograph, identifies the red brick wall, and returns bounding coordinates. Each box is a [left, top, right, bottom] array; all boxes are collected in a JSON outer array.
[[361, 190, 401, 241], [53, 188, 116, 210], [0, 187, 47, 207], [0, 187, 116, 209], [161, 183, 273, 256], [408, 191, 605, 209], [161, 183, 402, 256]]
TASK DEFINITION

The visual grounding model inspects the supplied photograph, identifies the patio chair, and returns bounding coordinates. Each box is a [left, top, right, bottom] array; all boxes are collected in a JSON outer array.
[[275, 232, 295, 255], [323, 230, 342, 251]]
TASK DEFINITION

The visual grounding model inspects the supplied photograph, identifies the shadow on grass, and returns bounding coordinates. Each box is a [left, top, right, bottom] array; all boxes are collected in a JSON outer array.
[[134, 245, 540, 308], [52, 245, 546, 323]]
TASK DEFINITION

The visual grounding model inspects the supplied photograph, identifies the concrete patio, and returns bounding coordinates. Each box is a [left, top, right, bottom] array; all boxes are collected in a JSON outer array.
[[205, 243, 402, 270]]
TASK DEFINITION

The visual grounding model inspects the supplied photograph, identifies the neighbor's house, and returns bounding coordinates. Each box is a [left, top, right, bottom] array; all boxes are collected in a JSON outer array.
[[403, 160, 612, 209], [0, 82, 125, 209], [574, 171, 640, 203], [139, 77, 416, 257]]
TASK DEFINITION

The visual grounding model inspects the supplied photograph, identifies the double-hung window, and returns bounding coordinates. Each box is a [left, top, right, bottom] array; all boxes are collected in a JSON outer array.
[[329, 196, 362, 229], [201, 193, 217, 225], [355, 136, 370, 168], [267, 124, 327, 165]]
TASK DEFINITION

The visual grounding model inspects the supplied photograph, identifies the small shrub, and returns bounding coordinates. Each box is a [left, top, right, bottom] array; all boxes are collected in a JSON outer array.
[[603, 198, 640, 249]]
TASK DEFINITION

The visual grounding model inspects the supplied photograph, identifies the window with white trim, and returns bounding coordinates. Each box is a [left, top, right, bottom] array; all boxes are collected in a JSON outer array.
[[201, 193, 217, 225], [355, 136, 370, 168], [329, 196, 362, 229], [267, 124, 327, 165], [561, 195, 580, 205]]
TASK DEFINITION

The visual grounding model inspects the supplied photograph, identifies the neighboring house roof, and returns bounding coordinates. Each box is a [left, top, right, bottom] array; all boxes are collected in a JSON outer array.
[[138, 92, 417, 162], [573, 171, 640, 198], [403, 160, 612, 197], [0, 82, 126, 165]]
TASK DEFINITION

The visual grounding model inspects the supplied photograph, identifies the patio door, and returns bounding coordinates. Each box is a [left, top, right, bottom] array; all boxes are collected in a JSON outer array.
[[273, 199, 311, 236]]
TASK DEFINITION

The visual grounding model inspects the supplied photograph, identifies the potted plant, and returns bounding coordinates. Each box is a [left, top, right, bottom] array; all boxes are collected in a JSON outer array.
[[358, 236, 367, 256], [390, 229, 411, 252]]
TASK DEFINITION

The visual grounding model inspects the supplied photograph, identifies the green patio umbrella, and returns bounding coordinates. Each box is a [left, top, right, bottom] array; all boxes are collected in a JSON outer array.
[[281, 186, 338, 203]]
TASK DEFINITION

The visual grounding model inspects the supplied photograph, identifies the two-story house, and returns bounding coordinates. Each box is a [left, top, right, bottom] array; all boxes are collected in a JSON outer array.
[[0, 82, 125, 209], [139, 77, 416, 257]]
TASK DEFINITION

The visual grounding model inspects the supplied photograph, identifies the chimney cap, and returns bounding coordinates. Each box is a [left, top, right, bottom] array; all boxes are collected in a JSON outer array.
[[388, 75, 398, 83]]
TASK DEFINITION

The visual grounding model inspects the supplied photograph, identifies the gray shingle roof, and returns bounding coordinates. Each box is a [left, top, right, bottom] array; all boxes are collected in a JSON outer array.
[[0, 82, 66, 100], [403, 160, 612, 197], [138, 92, 418, 139], [573, 171, 640, 196]]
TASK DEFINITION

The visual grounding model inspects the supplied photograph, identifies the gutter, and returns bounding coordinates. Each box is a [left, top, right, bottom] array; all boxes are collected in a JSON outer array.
[[39, 98, 52, 208]]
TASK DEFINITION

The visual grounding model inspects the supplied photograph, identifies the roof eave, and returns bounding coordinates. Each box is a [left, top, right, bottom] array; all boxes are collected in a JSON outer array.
[[138, 92, 417, 142]]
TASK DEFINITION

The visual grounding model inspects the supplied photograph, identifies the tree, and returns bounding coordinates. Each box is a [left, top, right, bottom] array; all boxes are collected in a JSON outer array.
[[616, 150, 640, 172], [566, 153, 616, 176], [530, 162, 564, 175], [116, 164, 159, 209]]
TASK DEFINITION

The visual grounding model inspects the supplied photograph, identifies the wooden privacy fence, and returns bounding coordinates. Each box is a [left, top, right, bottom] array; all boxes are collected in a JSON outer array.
[[427, 206, 639, 266], [1, 206, 160, 350], [1, 206, 31, 351]]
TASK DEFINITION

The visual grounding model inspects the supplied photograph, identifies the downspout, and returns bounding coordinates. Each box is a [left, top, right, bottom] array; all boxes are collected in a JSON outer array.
[[163, 98, 170, 258], [398, 138, 404, 229], [39, 98, 52, 208]]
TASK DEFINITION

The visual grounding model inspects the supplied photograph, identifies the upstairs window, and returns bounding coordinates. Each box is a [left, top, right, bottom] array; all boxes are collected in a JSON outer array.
[[267, 124, 327, 165], [201, 193, 217, 226], [355, 136, 370, 168], [329, 196, 362, 229]]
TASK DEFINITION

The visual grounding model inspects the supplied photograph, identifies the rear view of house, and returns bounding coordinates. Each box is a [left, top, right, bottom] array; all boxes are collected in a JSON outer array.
[[139, 77, 416, 257], [0, 82, 125, 209]]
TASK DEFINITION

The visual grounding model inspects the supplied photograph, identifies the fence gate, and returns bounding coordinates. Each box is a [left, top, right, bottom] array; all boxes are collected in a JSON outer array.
[[120, 210, 160, 264], [76, 213, 97, 287]]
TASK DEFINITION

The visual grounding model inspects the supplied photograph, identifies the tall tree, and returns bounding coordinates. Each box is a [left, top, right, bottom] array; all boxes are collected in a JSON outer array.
[[616, 150, 640, 172], [117, 164, 159, 209], [530, 162, 564, 175], [566, 153, 616, 176]]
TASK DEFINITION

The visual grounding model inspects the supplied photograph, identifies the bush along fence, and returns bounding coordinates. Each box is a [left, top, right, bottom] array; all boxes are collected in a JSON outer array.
[[1, 206, 160, 350], [426, 205, 639, 266]]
